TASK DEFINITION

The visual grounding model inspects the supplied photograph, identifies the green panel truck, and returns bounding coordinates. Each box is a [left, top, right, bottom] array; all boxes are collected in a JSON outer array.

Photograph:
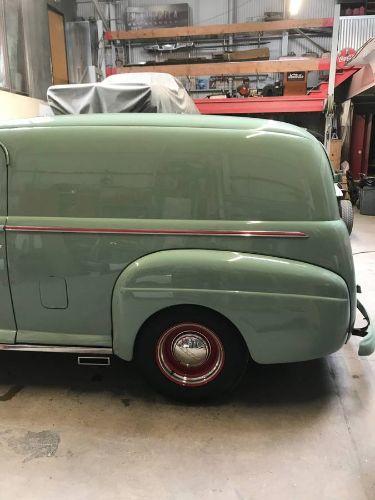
[[0, 114, 373, 401]]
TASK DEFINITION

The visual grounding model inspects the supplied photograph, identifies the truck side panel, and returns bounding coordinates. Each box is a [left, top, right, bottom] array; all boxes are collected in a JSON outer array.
[[1, 124, 354, 349]]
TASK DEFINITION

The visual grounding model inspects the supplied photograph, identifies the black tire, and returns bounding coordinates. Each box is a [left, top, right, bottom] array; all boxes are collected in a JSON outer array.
[[340, 199, 354, 235], [135, 306, 249, 402]]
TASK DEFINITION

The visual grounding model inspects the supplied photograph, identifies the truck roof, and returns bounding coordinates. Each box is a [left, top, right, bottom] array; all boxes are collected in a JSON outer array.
[[0, 113, 313, 140]]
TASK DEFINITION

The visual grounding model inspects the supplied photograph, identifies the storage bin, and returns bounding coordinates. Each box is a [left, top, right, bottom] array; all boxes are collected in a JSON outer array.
[[360, 184, 375, 215]]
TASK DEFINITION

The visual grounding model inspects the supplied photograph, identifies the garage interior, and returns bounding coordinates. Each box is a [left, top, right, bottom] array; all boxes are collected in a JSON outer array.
[[1, 0, 375, 499]]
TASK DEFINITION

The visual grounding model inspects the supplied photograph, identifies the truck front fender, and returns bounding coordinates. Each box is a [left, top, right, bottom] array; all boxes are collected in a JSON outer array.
[[112, 249, 350, 363]]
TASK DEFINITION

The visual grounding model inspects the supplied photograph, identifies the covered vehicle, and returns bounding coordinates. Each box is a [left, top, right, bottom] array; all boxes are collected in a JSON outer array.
[[47, 72, 199, 115]]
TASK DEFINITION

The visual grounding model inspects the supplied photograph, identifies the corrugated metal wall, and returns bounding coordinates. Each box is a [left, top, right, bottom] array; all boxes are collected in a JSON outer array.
[[77, 0, 337, 33], [339, 15, 375, 50], [111, 0, 334, 25], [237, 0, 282, 22], [294, 0, 334, 20], [77, 0, 106, 19], [111, 0, 235, 65]]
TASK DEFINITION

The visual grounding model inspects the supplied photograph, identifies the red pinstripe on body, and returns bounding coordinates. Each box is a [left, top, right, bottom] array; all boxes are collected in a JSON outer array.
[[4, 226, 308, 238]]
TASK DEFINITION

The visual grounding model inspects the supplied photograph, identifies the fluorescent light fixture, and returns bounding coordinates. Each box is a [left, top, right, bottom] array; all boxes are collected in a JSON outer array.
[[289, 0, 302, 16]]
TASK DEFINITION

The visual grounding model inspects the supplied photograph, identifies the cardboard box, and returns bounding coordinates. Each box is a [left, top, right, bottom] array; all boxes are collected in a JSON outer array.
[[214, 48, 270, 62], [229, 48, 270, 61], [283, 71, 307, 95], [328, 139, 343, 172]]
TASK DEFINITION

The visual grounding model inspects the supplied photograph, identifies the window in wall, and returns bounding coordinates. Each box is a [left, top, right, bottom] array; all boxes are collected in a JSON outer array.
[[3, 0, 27, 93]]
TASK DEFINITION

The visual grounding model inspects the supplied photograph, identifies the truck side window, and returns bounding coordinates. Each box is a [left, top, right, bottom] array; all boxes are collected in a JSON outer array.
[[8, 127, 335, 222]]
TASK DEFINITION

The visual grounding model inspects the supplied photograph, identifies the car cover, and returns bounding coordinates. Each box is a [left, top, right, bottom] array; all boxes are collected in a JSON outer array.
[[47, 73, 199, 115]]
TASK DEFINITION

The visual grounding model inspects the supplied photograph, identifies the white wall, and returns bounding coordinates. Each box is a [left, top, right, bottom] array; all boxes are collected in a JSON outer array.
[[0, 90, 51, 119]]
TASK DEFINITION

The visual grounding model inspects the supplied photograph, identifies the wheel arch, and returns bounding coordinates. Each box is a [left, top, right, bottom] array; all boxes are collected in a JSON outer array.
[[110, 248, 259, 362], [133, 303, 248, 357]]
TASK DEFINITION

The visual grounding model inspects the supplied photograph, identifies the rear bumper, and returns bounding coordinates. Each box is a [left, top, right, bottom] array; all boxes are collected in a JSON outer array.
[[359, 326, 375, 356], [353, 299, 375, 356]]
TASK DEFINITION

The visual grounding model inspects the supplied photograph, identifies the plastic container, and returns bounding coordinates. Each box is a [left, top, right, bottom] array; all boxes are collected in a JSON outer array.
[[360, 184, 375, 215]]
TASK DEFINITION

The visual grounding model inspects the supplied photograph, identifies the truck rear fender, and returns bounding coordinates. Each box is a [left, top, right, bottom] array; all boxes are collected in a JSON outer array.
[[112, 249, 350, 364]]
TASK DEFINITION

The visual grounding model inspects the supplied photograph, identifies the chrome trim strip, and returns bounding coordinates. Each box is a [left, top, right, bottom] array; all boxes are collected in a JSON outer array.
[[0, 344, 113, 354], [5, 225, 308, 238], [78, 356, 111, 366]]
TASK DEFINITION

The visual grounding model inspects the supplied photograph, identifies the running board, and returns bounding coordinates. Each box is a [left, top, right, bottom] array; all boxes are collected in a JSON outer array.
[[0, 344, 113, 355]]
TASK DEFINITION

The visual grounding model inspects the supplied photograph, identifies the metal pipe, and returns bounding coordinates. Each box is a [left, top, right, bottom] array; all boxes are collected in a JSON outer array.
[[128, 32, 331, 49], [97, 19, 106, 81], [283, 0, 288, 19], [91, 0, 109, 32], [325, 2, 341, 150], [281, 31, 289, 56], [328, 3, 341, 99], [228, 0, 237, 95], [295, 28, 327, 53]]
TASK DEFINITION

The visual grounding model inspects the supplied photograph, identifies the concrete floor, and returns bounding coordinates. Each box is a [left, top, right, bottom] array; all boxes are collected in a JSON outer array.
[[0, 212, 375, 500]]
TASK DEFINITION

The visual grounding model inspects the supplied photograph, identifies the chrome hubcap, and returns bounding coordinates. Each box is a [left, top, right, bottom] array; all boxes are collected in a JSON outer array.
[[172, 334, 209, 367], [155, 323, 225, 387]]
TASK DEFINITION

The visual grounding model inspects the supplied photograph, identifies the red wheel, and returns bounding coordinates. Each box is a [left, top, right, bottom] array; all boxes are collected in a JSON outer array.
[[155, 323, 225, 387], [136, 307, 248, 402]]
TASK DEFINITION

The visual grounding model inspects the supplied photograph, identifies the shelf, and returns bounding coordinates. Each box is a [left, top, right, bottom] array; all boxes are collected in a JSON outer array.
[[115, 58, 331, 78], [194, 95, 327, 114], [193, 68, 359, 115], [105, 17, 333, 41]]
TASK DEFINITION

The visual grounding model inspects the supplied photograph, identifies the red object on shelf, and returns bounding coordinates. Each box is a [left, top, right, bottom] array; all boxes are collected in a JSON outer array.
[[105, 67, 116, 77]]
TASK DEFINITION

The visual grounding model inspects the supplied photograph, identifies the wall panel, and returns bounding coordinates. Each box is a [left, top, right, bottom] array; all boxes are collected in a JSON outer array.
[[339, 15, 375, 50], [21, 0, 76, 99]]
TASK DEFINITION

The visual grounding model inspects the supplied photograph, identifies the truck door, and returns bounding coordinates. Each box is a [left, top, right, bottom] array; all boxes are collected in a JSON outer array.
[[0, 144, 17, 343]]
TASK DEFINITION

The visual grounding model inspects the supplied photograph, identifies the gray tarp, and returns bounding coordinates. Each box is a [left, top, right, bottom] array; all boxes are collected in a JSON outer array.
[[47, 73, 199, 115]]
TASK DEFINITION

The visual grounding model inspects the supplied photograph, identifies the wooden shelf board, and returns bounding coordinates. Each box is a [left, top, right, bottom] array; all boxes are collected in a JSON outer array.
[[105, 17, 334, 41], [115, 58, 330, 78]]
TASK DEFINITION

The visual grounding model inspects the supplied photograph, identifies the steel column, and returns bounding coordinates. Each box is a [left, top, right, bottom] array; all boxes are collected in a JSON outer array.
[[90, 0, 109, 32], [325, 3, 341, 151], [362, 113, 373, 177], [350, 113, 366, 180]]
